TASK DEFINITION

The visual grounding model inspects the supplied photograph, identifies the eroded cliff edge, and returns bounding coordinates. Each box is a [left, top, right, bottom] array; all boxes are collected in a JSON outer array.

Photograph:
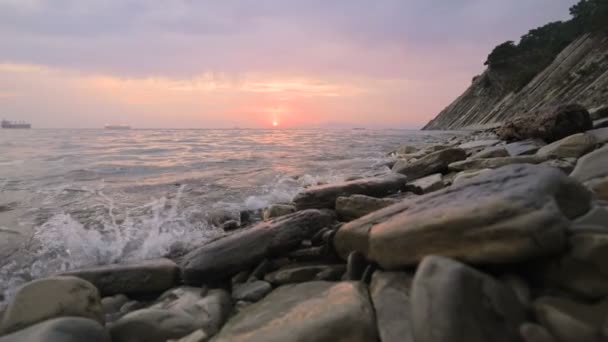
[[424, 33, 608, 130]]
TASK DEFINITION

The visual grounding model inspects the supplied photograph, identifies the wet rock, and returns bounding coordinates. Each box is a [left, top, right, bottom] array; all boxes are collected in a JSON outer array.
[[411, 256, 525, 342], [213, 281, 378, 342], [471, 145, 509, 159], [498, 104, 593, 143], [392, 148, 467, 180], [293, 174, 407, 210], [458, 139, 501, 150], [220, 220, 239, 231], [571, 145, 608, 201], [534, 296, 608, 342], [346, 251, 367, 281], [538, 232, 608, 299], [64, 258, 179, 296], [448, 155, 548, 171], [520, 323, 557, 342], [110, 309, 198, 342], [408, 173, 444, 194], [262, 204, 296, 220], [335, 194, 399, 221], [264, 264, 344, 285], [208, 209, 238, 227], [335, 164, 591, 269], [0, 318, 110, 342], [541, 158, 577, 174], [505, 139, 547, 156], [370, 271, 414, 342], [232, 281, 272, 302], [452, 168, 492, 184], [181, 209, 334, 284], [537, 133, 597, 158], [0, 276, 103, 335]]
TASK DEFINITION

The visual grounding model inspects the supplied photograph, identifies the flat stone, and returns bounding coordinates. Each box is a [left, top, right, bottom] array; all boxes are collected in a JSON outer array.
[[213, 281, 378, 342], [110, 309, 198, 342], [293, 174, 407, 210], [335, 194, 399, 221], [0, 318, 110, 342], [334, 164, 591, 268], [534, 296, 608, 342], [392, 148, 467, 180], [448, 155, 548, 171], [537, 133, 597, 158], [571, 145, 608, 200], [452, 168, 492, 185], [232, 281, 272, 302], [0, 276, 103, 335], [262, 204, 296, 220], [408, 173, 444, 194], [505, 140, 546, 156], [411, 256, 525, 342], [264, 264, 344, 285], [470, 146, 510, 159], [537, 232, 608, 299], [458, 139, 501, 149], [181, 209, 334, 284], [64, 258, 179, 296], [370, 271, 414, 342], [519, 323, 557, 342]]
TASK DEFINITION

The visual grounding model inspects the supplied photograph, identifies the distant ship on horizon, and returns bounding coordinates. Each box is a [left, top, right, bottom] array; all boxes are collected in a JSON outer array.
[[1, 119, 31, 129], [104, 124, 131, 130]]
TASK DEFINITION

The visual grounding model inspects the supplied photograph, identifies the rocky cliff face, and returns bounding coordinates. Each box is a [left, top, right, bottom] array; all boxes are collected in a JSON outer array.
[[424, 34, 608, 130]]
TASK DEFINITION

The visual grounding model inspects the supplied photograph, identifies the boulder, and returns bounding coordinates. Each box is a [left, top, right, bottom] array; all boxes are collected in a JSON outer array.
[[264, 264, 345, 285], [64, 258, 179, 296], [537, 232, 608, 299], [408, 173, 444, 194], [519, 323, 557, 342], [334, 164, 591, 269], [534, 296, 608, 342], [448, 155, 548, 172], [370, 271, 414, 342], [262, 204, 296, 220], [392, 148, 467, 180], [293, 174, 407, 210], [571, 145, 608, 200], [411, 256, 526, 342], [110, 309, 198, 342], [505, 140, 546, 156], [470, 145, 509, 159], [181, 209, 334, 284], [335, 195, 399, 221], [212, 281, 378, 342], [537, 133, 597, 158], [0, 276, 103, 335], [498, 104, 593, 143], [0, 318, 110, 342], [232, 281, 272, 302]]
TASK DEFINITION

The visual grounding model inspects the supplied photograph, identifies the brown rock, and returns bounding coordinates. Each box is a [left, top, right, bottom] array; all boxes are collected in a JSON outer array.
[[392, 148, 467, 180]]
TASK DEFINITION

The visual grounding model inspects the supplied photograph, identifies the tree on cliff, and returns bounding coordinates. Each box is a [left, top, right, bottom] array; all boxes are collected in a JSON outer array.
[[570, 0, 608, 32]]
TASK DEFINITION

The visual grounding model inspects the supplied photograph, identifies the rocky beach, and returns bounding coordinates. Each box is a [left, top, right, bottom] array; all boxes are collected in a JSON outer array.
[[1, 103, 607, 342]]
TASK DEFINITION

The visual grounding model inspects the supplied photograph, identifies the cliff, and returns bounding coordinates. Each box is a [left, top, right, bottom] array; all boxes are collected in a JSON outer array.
[[424, 33, 608, 130]]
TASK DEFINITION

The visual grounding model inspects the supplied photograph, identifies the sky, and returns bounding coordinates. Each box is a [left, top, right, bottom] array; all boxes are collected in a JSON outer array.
[[0, 0, 578, 129]]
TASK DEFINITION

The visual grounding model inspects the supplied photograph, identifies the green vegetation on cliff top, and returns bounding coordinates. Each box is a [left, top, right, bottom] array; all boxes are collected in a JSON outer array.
[[484, 0, 608, 92]]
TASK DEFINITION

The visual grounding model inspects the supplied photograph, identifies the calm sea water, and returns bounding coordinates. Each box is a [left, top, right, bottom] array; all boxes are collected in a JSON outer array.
[[0, 128, 459, 303]]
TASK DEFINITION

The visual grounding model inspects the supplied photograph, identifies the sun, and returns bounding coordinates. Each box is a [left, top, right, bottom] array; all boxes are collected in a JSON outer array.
[[272, 121, 278, 127]]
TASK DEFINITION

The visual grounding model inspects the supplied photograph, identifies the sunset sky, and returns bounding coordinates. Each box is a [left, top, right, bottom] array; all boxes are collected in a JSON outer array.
[[0, 0, 577, 129]]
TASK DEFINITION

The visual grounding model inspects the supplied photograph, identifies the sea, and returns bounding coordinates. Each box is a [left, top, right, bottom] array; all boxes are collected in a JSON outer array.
[[0, 128, 460, 304]]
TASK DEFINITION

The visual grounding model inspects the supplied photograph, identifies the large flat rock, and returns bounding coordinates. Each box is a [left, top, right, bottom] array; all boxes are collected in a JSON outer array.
[[181, 210, 334, 284], [334, 164, 591, 268], [212, 281, 378, 342], [411, 256, 526, 342], [392, 148, 466, 180], [536, 133, 597, 158], [63, 258, 179, 296], [293, 174, 407, 210], [448, 155, 548, 172]]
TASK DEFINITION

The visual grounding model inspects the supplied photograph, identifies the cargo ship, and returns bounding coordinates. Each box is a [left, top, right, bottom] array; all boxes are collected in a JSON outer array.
[[1, 120, 31, 129], [104, 124, 131, 130]]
